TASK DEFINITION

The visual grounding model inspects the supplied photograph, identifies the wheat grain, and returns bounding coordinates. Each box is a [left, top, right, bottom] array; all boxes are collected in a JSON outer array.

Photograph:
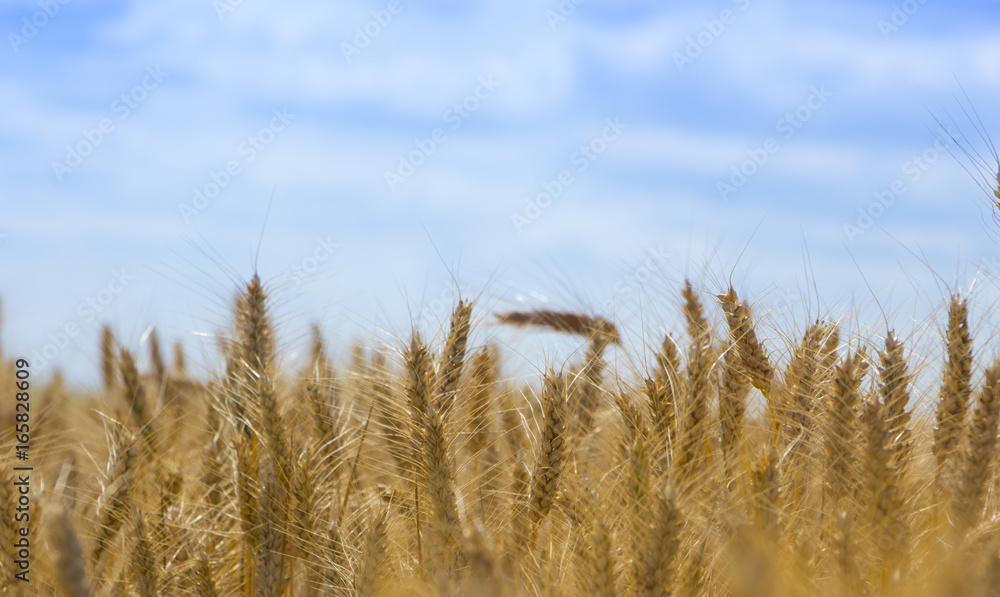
[[878, 331, 913, 467], [119, 348, 157, 454], [675, 322, 712, 492], [719, 328, 750, 465], [467, 345, 499, 465], [438, 299, 473, 419], [933, 295, 974, 497], [681, 279, 709, 344], [101, 324, 117, 392], [529, 371, 568, 541], [825, 350, 868, 504], [717, 286, 773, 396], [647, 334, 681, 468], [92, 424, 138, 567]]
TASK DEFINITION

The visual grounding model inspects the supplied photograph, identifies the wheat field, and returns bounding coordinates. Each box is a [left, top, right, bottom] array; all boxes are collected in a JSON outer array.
[[8, 271, 1000, 596]]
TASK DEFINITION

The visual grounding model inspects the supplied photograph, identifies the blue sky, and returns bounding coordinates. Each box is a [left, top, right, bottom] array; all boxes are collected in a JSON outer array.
[[4, 0, 1000, 387]]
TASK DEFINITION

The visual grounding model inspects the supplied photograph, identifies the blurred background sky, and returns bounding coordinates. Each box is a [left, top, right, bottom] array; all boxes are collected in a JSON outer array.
[[4, 0, 1000, 388]]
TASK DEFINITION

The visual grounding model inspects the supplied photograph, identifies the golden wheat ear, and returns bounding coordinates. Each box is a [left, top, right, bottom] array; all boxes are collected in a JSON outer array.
[[824, 350, 867, 505], [717, 286, 772, 396], [437, 299, 473, 418], [466, 345, 499, 461], [953, 360, 1000, 532], [100, 324, 117, 392], [403, 332, 464, 582], [933, 295, 973, 499], [495, 309, 619, 344], [635, 488, 682, 597], [118, 348, 157, 454], [718, 318, 750, 467], [92, 424, 138, 569], [528, 370, 568, 545], [147, 328, 166, 388]]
